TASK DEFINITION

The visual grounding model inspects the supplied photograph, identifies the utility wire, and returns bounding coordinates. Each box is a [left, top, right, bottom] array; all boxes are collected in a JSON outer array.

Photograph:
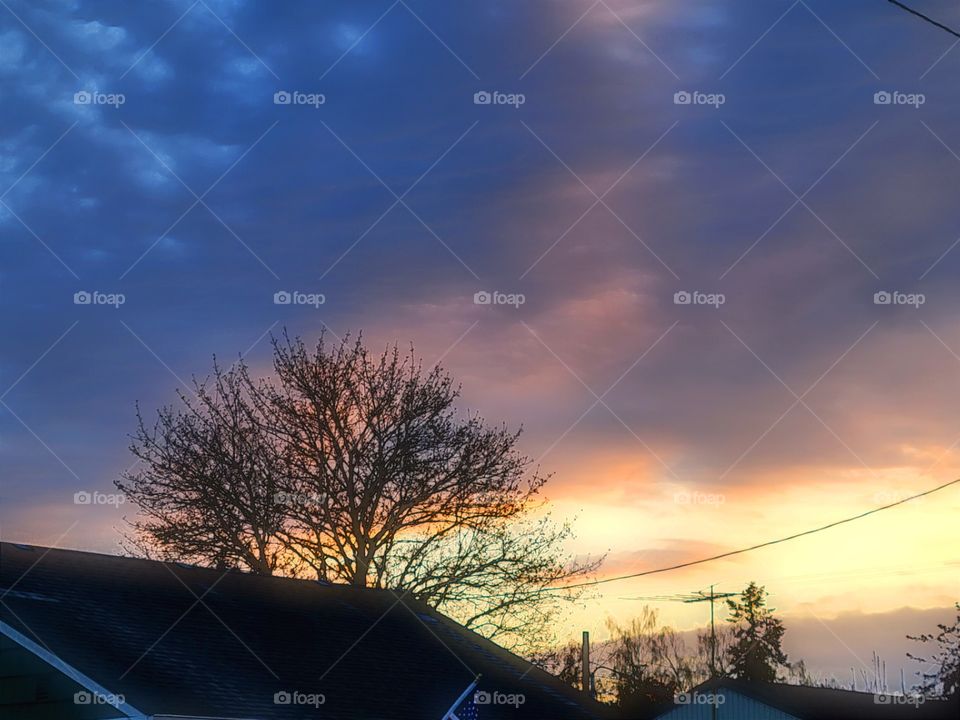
[[887, 0, 960, 39], [549, 477, 960, 591], [617, 560, 960, 600]]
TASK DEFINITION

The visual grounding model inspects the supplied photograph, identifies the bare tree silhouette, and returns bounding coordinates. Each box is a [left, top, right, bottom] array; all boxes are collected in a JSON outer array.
[[908, 602, 960, 697], [119, 330, 600, 649]]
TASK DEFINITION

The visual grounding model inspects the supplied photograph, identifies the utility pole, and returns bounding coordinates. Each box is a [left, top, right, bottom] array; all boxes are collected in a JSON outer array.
[[621, 587, 735, 718], [684, 586, 735, 720], [684, 585, 736, 678], [581, 631, 591, 698]]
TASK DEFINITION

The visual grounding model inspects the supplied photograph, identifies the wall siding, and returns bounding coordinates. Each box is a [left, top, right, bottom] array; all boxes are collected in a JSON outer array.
[[656, 690, 799, 720]]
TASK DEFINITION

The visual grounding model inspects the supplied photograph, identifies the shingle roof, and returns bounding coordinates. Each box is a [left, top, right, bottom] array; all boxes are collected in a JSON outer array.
[[663, 677, 959, 720], [0, 542, 611, 719]]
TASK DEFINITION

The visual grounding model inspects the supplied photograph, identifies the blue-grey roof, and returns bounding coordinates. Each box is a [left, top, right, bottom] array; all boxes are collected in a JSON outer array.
[[0, 541, 610, 719]]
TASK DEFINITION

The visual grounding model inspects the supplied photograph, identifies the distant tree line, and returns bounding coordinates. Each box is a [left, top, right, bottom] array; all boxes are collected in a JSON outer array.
[[537, 583, 959, 717], [535, 582, 795, 716]]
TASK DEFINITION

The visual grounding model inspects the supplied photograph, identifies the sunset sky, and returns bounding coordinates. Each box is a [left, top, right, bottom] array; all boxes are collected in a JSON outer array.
[[1, 0, 959, 684]]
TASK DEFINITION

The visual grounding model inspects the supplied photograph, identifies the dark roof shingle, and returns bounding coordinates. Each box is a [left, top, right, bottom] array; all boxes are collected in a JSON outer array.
[[0, 542, 610, 719]]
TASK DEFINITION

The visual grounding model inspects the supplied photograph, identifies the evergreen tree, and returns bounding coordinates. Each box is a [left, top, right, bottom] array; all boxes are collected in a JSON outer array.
[[725, 582, 789, 682]]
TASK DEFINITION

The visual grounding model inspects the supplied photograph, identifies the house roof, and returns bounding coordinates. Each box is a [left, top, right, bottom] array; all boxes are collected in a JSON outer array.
[[0, 541, 610, 719], [656, 677, 959, 720]]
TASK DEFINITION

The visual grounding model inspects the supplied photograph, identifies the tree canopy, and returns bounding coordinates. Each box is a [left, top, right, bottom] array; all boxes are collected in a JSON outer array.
[[118, 331, 600, 650]]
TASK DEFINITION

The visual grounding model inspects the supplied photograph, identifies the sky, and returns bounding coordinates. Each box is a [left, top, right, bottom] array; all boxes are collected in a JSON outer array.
[[1, 0, 959, 685]]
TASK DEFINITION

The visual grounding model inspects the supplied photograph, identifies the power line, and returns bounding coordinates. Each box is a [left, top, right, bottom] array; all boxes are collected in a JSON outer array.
[[617, 560, 959, 599], [887, 0, 960, 39], [549, 476, 960, 591]]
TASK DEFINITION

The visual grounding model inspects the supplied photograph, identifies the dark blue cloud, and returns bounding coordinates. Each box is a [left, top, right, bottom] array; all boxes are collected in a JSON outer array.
[[2, 0, 960, 546]]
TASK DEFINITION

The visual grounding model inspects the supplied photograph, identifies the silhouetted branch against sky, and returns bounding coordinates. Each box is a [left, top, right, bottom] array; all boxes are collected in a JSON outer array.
[[119, 330, 601, 650]]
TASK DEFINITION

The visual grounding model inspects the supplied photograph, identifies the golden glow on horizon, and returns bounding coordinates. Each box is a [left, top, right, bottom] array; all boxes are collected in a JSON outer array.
[[549, 462, 960, 640]]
